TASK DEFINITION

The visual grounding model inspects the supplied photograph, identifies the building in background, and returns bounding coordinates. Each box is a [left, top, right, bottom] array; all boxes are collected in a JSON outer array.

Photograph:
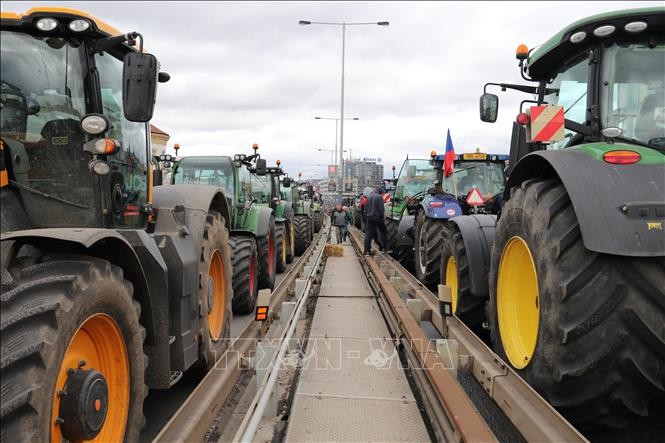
[[150, 124, 170, 157], [343, 158, 384, 194]]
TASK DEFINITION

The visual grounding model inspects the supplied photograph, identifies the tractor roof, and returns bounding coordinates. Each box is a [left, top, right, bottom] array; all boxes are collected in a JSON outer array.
[[433, 154, 509, 162], [526, 7, 665, 79], [1, 7, 141, 52]]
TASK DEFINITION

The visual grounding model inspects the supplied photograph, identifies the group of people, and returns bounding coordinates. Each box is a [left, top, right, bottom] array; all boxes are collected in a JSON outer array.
[[331, 186, 390, 256]]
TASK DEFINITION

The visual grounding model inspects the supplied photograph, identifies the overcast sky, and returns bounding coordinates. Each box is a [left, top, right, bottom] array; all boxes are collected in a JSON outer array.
[[3, 1, 660, 179]]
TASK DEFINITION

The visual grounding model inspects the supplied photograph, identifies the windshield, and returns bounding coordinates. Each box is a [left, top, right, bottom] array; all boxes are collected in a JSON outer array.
[[395, 159, 436, 200], [0, 31, 97, 227], [443, 160, 505, 198], [172, 157, 235, 197], [251, 174, 271, 204], [601, 42, 665, 146]]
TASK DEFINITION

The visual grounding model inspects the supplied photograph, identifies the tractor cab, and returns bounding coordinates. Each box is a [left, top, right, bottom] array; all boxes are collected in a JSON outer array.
[[1, 9, 169, 233], [434, 151, 509, 214]]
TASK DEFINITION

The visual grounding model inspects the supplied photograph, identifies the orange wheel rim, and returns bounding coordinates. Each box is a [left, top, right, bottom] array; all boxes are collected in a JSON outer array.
[[208, 249, 226, 341], [51, 314, 129, 442]]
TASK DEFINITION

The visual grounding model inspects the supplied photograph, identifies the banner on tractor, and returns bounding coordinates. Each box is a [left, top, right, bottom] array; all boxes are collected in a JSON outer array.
[[527, 105, 565, 143]]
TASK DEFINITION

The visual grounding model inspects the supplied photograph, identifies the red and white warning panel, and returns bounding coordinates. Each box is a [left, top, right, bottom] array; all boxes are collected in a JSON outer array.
[[527, 105, 565, 143], [466, 188, 485, 206]]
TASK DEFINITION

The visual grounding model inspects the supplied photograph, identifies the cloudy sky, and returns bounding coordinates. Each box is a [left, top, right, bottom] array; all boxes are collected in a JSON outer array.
[[3, 1, 659, 179]]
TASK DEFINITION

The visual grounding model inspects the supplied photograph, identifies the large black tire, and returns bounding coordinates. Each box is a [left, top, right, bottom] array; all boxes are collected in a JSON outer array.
[[275, 222, 286, 273], [229, 236, 259, 315], [197, 211, 233, 370], [294, 215, 310, 256], [386, 218, 399, 256], [1, 254, 146, 442], [414, 210, 444, 290], [285, 220, 294, 264], [257, 216, 277, 290], [440, 223, 486, 335], [489, 178, 665, 429], [312, 212, 322, 233]]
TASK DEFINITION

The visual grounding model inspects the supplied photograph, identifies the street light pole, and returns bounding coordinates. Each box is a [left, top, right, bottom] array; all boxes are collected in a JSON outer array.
[[303, 20, 388, 204], [314, 116, 359, 196], [339, 23, 346, 204]]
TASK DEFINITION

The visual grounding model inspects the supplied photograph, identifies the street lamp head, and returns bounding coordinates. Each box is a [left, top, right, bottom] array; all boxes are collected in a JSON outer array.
[[299, 20, 311, 25], [314, 116, 321, 119], [352, 117, 359, 120], [377, 21, 390, 26]]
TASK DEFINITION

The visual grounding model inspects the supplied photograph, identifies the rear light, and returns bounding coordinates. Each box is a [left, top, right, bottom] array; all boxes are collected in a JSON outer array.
[[603, 150, 641, 164], [430, 202, 443, 207], [255, 306, 268, 321], [516, 112, 530, 125]]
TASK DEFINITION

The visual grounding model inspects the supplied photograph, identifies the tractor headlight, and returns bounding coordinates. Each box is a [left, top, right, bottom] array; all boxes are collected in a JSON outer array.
[[569, 31, 586, 44], [36, 17, 58, 32], [81, 114, 110, 135], [593, 25, 615, 37], [624, 21, 647, 33], [69, 19, 90, 32], [89, 159, 111, 176], [234, 154, 240, 161]]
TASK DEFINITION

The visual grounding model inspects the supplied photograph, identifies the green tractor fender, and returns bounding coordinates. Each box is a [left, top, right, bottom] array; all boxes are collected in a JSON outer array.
[[506, 146, 665, 256], [241, 205, 274, 238]]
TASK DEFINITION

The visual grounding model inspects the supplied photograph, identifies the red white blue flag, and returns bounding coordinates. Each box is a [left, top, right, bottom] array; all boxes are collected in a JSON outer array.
[[444, 129, 455, 177]]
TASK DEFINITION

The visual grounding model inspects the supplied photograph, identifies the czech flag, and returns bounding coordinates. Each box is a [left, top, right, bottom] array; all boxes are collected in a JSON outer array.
[[444, 129, 455, 177]]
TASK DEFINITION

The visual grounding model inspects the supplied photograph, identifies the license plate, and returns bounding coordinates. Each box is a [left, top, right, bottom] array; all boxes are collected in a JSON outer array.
[[463, 153, 487, 160]]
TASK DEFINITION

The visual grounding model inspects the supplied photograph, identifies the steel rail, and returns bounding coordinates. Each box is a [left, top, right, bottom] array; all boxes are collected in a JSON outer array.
[[235, 227, 328, 442], [152, 220, 330, 443], [349, 226, 587, 443]]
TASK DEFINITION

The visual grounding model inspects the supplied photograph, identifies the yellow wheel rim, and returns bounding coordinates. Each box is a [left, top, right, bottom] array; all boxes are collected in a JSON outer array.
[[445, 256, 458, 314], [497, 236, 539, 369], [207, 250, 226, 341], [51, 314, 129, 442]]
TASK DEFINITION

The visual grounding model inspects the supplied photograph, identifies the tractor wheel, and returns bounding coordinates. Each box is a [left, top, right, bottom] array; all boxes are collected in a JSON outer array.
[[197, 211, 233, 370], [440, 223, 486, 335], [489, 178, 665, 429], [294, 215, 310, 256], [0, 254, 146, 442], [257, 216, 277, 290], [275, 222, 286, 273], [229, 236, 259, 315], [285, 220, 294, 264], [386, 218, 399, 257], [312, 212, 321, 233], [414, 210, 444, 290]]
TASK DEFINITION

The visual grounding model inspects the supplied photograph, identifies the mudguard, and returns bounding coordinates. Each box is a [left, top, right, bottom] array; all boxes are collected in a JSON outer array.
[[507, 147, 665, 257], [256, 206, 274, 238], [397, 215, 416, 247], [420, 194, 462, 219], [447, 214, 497, 297], [152, 184, 232, 231]]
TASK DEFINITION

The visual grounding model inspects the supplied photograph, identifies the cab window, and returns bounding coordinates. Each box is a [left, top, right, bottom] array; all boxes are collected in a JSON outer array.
[[95, 51, 149, 228]]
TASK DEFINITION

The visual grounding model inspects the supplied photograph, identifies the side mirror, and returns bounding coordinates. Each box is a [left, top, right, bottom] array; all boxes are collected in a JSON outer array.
[[153, 167, 163, 186], [122, 52, 158, 122], [480, 93, 499, 123], [282, 177, 291, 188], [255, 158, 267, 175]]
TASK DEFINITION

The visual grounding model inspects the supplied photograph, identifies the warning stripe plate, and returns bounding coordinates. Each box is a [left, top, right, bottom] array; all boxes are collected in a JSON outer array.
[[529, 105, 565, 142]]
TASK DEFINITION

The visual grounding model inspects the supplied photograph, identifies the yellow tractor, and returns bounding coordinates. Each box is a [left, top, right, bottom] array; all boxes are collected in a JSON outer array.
[[1, 8, 234, 441]]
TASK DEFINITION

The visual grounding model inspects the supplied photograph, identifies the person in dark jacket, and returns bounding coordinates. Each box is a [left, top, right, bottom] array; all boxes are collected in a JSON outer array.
[[332, 204, 347, 244], [364, 187, 389, 256]]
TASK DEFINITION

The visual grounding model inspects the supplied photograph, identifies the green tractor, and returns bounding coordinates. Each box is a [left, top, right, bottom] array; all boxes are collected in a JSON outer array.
[[1, 8, 234, 441], [288, 173, 316, 256], [171, 152, 277, 315], [261, 160, 295, 272], [479, 7, 664, 429]]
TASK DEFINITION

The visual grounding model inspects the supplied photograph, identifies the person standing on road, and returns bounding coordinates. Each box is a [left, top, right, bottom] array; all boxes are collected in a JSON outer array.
[[342, 205, 352, 242], [332, 204, 347, 244], [364, 187, 389, 256]]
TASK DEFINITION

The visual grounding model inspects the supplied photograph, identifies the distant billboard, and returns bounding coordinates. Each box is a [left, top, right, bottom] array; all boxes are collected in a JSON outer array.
[[328, 165, 337, 177], [362, 157, 382, 162]]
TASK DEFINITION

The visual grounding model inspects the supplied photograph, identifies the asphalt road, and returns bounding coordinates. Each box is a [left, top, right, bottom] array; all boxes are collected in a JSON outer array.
[[140, 269, 291, 443]]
